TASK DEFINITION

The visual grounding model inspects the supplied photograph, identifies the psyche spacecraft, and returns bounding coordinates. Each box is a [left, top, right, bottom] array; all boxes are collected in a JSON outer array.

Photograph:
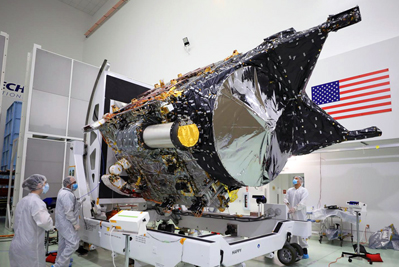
[[85, 7, 381, 216]]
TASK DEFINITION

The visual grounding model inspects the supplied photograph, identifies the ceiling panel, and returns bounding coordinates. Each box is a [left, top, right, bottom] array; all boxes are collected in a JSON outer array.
[[58, 0, 108, 16]]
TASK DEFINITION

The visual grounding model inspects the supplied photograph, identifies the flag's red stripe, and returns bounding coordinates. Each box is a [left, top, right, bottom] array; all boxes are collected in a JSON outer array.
[[333, 108, 392, 120], [340, 75, 389, 89], [339, 88, 391, 101], [326, 102, 391, 115], [340, 82, 390, 95], [323, 94, 391, 110], [339, 69, 389, 83]]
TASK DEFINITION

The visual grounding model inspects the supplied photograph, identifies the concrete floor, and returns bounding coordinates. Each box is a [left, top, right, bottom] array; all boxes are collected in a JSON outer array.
[[1, 218, 398, 266]]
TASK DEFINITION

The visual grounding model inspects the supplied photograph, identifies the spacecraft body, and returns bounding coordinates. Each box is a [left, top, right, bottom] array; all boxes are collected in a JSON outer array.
[[87, 7, 381, 215]]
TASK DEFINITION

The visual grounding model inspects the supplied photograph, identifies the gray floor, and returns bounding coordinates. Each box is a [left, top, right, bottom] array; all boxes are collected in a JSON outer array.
[[1, 218, 398, 266]]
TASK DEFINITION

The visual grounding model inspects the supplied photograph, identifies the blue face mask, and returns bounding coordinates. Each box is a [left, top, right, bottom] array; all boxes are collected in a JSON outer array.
[[72, 183, 78, 191], [293, 179, 298, 185], [42, 183, 50, 194]]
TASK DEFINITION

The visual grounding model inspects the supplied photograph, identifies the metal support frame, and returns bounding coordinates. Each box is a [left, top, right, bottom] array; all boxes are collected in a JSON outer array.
[[5, 138, 18, 230], [12, 44, 99, 228], [80, 215, 310, 267], [13, 45, 40, 222], [83, 69, 152, 204], [0, 31, 9, 115], [318, 215, 353, 246], [124, 234, 131, 267], [341, 211, 372, 264]]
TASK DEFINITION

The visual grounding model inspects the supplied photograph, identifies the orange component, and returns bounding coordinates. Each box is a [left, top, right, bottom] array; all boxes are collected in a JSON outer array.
[[106, 210, 119, 221], [142, 196, 162, 205]]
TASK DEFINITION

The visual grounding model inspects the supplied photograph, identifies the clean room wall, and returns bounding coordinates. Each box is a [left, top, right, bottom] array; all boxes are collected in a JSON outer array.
[[0, 0, 90, 84], [83, 0, 399, 86], [281, 148, 399, 241], [228, 146, 399, 242], [0, 0, 90, 161]]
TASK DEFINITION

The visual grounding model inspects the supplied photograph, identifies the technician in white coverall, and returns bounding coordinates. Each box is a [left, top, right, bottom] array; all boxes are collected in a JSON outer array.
[[53, 176, 81, 267], [9, 174, 54, 267], [284, 175, 310, 259]]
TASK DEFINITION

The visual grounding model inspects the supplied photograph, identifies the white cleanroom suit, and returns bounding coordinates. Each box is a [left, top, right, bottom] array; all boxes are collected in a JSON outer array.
[[54, 188, 81, 267], [284, 185, 309, 248], [9, 193, 54, 267]]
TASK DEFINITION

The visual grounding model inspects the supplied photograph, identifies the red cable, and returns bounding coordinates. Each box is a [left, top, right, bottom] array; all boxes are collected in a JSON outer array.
[[329, 256, 343, 266]]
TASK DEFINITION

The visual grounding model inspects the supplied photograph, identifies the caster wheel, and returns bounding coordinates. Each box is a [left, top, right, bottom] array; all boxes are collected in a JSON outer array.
[[348, 259, 352, 262], [290, 243, 304, 261], [277, 244, 297, 266]]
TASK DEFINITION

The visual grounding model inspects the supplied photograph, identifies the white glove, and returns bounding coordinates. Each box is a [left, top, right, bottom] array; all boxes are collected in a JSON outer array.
[[78, 197, 87, 204], [288, 207, 296, 214], [74, 224, 80, 231]]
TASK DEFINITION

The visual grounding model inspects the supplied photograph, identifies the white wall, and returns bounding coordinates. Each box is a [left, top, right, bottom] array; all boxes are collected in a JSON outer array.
[[229, 147, 399, 240], [0, 0, 90, 83], [83, 0, 399, 86], [0, 0, 90, 164]]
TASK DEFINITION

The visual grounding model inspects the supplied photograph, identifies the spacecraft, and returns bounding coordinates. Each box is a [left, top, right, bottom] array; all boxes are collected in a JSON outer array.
[[85, 7, 381, 216]]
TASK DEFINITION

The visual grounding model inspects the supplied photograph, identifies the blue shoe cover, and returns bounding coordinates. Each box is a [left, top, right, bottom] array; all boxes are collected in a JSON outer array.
[[303, 254, 309, 259]]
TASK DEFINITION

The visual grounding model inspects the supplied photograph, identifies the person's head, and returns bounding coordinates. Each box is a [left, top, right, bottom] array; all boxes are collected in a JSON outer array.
[[22, 174, 49, 194], [63, 176, 77, 191], [293, 176, 304, 187]]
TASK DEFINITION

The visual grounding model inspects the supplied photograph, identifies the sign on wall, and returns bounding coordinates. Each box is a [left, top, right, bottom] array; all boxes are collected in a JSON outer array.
[[2, 81, 24, 99], [307, 36, 399, 141], [311, 68, 391, 120]]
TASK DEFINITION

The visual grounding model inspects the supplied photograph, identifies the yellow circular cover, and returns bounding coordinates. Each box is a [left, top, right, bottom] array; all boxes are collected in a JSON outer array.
[[178, 124, 199, 147]]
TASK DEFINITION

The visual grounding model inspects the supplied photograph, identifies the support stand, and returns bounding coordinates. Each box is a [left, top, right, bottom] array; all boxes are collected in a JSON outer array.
[[124, 234, 132, 267], [252, 195, 267, 216], [341, 211, 372, 264]]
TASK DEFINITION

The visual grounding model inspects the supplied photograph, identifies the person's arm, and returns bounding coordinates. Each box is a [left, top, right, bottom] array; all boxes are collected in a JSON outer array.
[[32, 207, 54, 231], [295, 188, 309, 211], [63, 193, 78, 226], [284, 189, 290, 205]]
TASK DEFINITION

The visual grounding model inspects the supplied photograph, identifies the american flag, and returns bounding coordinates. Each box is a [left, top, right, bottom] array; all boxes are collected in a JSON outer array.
[[311, 69, 392, 120]]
